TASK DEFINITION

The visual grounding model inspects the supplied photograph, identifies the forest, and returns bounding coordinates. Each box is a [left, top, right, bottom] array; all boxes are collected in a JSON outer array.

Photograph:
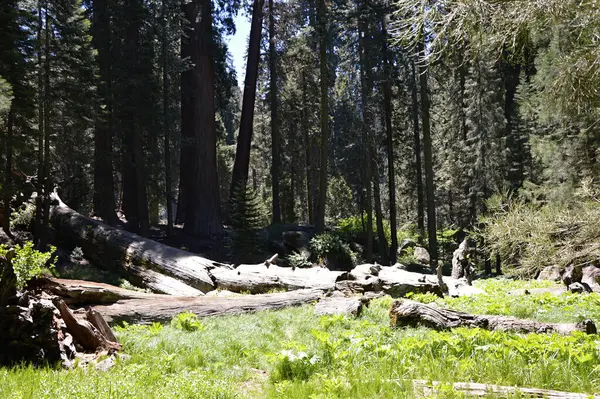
[[0, 0, 600, 397]]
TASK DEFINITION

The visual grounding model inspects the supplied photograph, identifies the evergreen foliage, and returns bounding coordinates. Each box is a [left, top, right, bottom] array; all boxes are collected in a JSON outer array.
[[228, 182, 268, 262]]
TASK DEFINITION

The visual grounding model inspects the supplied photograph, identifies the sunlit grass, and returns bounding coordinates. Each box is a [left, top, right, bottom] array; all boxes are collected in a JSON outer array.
[[2, 280, 600, 398]]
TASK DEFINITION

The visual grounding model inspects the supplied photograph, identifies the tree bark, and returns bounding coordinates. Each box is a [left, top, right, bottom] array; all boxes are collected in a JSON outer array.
[[91, 289, 326, 324], [390, 299, 597, 334], [49, 192, 218, 294], [161, 0, 173, 237], [231, 0, 265, 196], [314, 0, 329, 233], [2, 108, 13, 237], [180, 0, 222, 237]]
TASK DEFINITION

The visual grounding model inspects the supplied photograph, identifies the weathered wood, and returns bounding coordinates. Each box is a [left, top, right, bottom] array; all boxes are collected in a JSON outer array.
[[49, 192, 220, 294], [36, 277, 161, 305], [315, 295, 362, 317], [86, 308, 119, 343], [390, 299, 596, 334], [413, 380, 600, 399], [90, 289, 326, 324], [211, 264, 343, 294], [451, 237, 472, 283], [55, 299, 121, 352]]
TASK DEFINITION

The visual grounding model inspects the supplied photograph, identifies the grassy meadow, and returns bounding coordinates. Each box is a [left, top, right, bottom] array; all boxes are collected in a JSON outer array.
[[2, 279, 600, 398]]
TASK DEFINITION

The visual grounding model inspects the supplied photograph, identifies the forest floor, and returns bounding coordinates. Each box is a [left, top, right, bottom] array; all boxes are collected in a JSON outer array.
[[2, 279, 600, 398]]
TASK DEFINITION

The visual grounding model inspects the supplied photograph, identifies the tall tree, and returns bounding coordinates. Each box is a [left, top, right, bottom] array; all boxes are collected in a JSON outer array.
[[268, 0, 281, 223], [410, 61, 424, 238], [314, 0, 329, 233], [230, 0, 265, 197], [180, 0, 222, 237]]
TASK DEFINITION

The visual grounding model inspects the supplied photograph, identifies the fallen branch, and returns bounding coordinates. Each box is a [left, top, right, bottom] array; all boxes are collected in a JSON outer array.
[[390, 300, 596, 334], [412, 380, 600, 399]]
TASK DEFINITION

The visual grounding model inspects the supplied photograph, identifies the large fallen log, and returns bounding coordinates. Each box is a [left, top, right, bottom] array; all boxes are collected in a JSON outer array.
[[412, 380, 600, 399], [211, 263, 344, 294], [390, 299, 597, 334], [89, 288, 326, 324], [49, 192, 221, 294]]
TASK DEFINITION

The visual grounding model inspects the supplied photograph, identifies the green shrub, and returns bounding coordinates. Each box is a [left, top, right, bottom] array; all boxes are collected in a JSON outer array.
[[271, 350, 321, 382], [171, 311, 206, 332], [310, 233, 356, 271], [0, 242, 56, 290], [287, 251, 312, 268], [10, 202, 35, 230]]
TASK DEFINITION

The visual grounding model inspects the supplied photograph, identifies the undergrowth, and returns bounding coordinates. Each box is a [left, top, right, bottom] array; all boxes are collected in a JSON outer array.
[[1, 279, 600, 398]]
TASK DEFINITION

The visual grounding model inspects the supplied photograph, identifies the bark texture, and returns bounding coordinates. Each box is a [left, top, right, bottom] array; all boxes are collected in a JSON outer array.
[[390, 299, 596, 334], [50, 192, 219, 294]]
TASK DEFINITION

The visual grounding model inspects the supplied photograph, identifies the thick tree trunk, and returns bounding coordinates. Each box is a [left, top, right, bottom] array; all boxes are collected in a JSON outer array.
[[161, 1, 173, 237], [91, 289, 326, 324], [410, 62, 425, 239], [231, 0, 265, 196], [49, 193, 218, 294], [91, 0, 118, 226], [302, 73, 314, 224], [211, 262, 343, 294], [121, 0, 149, 236], [390, 299, 597, 334], [180, 0, 222, 237], [314, 0, 329, 233]]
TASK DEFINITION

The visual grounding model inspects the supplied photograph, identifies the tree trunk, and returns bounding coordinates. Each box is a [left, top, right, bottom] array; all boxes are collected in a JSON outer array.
[[161, 0, 173, 237], [2, 108, 13, 237], [39, 7, 51, 250], [34, 0, 44, 248], [121, 0, 149, 237], [410, 62, 425, 239], [269, 0, 281, 223], [417, 42, 438, 273], [90, 289, 327, 324], [358, 13, 373, 262], [181, 0, 222, 237], [302, 72, 314, 224], [231, 0, 265, 196], [382, 19, 396, 264], [390, 299, 597, 334], [314, 0, 329, 233], [49, 193, 218, 294], [91, 0, 117, 225]]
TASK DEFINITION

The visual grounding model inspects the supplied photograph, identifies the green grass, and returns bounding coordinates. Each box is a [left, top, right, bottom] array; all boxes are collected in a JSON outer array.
[[2, 279, 600, 398]]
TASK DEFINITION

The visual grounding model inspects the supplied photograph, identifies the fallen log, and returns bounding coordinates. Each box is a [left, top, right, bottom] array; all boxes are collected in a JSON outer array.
[[49, 192, 221, 294], [89, 288, 326, 324], [314, 295, 363, 317], [390, 300, 596, 334], [211, 263, 343, 294], [412, 380, 600, 399]]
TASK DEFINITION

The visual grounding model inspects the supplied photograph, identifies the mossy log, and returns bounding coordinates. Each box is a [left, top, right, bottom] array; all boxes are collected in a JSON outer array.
[[390, 299, 597, 334], [49, 192, 220, 295]]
